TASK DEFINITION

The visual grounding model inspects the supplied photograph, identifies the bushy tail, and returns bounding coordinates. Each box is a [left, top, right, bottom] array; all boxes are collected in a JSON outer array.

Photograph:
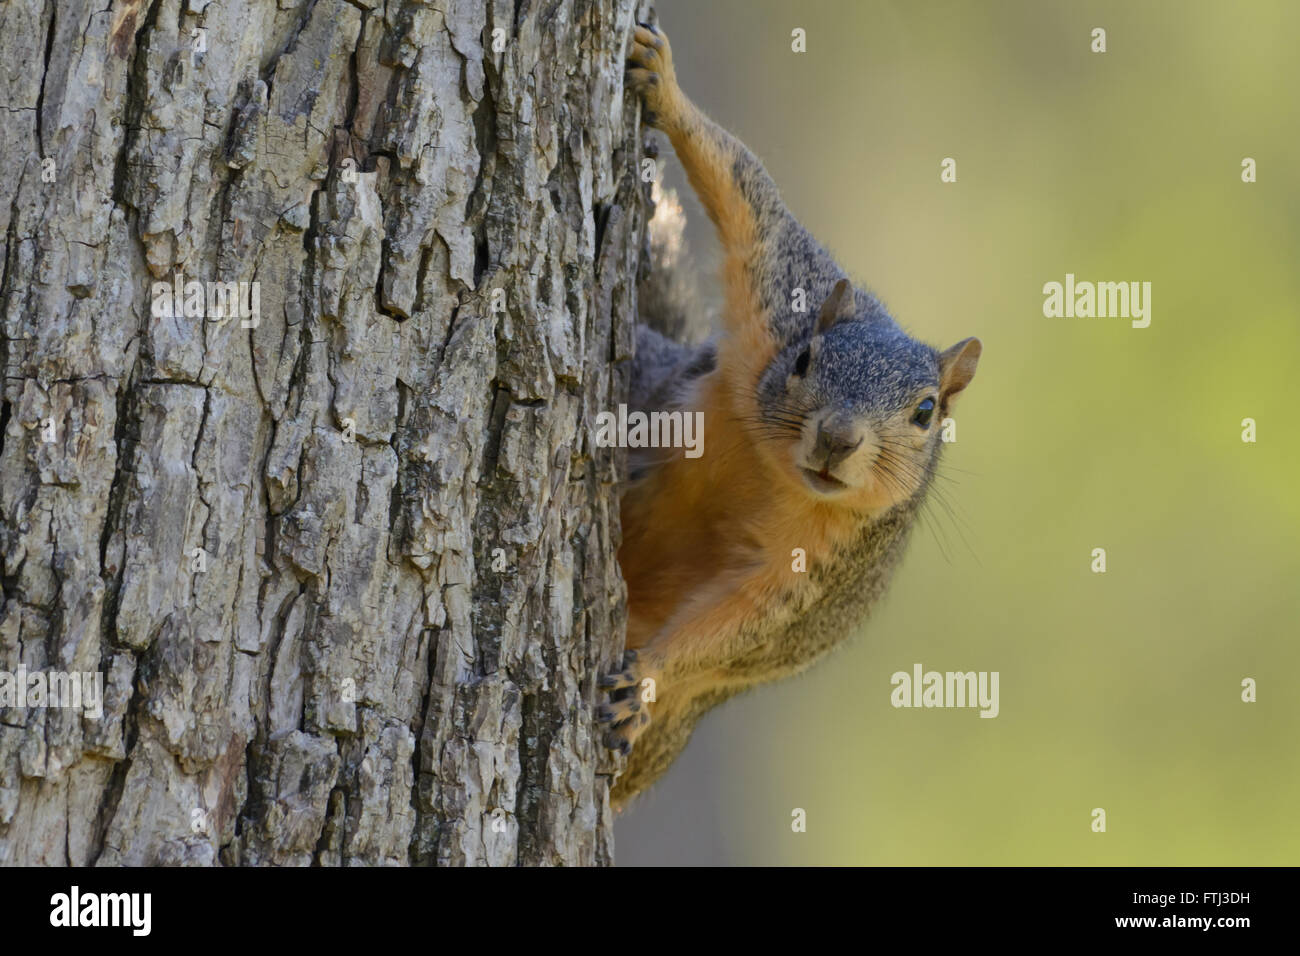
[[628, 182, 717, 480], [637, 182, 711, 345]]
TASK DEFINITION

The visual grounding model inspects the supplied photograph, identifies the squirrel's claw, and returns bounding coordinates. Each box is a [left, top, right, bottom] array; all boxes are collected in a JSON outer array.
[[598, 670, 634, 690], [625, 24, 676, 130], [596, 698, 641, 727], [597, 649, 656, 755], [599, 649, 640, 688], [604, 731, 633, 757]]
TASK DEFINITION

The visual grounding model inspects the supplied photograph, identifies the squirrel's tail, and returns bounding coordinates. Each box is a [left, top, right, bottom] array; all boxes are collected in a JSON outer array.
[[637, 181, 711, 345], [628, 183, 716, 480]]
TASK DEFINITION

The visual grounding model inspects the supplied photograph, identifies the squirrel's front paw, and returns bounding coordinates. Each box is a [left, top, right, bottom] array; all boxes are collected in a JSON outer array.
[[597, 649, 657, 755], [626, 23, 679, 130]]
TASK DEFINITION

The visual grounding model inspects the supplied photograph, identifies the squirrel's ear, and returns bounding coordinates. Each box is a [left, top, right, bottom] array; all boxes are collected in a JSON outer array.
[[938, 337, 981, 401], [816, 278, 855, 334]]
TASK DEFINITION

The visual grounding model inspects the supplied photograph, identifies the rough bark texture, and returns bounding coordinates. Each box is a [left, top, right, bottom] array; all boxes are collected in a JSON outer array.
[[0, 0, 646, 866]]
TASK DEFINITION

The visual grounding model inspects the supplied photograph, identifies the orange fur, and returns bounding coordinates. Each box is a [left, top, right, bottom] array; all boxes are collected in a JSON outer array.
[[608, 24, 981, 806], [616, 30, 859, 729], [619, 93, 871, 669]]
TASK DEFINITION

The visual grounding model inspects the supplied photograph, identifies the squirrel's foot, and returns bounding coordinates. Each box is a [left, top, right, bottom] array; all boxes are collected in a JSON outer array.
[[597, 649, 658, 755], [626, 22, 680, 131]]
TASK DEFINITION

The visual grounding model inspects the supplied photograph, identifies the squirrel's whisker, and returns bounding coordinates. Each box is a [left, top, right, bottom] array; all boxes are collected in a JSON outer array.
[[610, 18, 982, 806]]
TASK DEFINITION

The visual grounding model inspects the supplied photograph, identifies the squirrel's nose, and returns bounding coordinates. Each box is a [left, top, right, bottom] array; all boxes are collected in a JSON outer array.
[[813, 416, 864, 470]]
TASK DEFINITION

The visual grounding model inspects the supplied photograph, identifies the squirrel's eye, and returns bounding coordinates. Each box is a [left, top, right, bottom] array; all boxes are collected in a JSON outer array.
[[912, 397, 935, 428], [793, 346, 811, 377]]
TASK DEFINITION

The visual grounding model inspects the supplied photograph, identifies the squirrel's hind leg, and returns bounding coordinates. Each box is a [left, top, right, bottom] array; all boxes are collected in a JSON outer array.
[[597, 650, 655, 756]]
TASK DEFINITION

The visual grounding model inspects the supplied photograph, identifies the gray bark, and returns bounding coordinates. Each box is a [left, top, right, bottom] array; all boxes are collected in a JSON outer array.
[[0, 0, 645, 866]]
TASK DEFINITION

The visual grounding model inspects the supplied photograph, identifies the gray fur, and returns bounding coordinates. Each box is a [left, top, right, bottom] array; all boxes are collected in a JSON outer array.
[[612, 32, 978, 806], [761, 316, 941, 425], [629, 324, 715, 414], [627, 325, 716, 482]]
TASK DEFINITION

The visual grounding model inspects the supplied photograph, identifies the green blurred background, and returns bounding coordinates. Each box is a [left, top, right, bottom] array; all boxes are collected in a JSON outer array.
[[616, 0, 1300, 865]]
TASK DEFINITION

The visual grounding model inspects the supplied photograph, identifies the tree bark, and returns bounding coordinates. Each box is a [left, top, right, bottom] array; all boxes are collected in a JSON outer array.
[[0, 0, 644, 866]]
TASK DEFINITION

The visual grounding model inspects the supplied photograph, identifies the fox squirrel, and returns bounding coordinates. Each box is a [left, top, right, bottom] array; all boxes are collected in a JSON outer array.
[[603, 23, 982, 807]]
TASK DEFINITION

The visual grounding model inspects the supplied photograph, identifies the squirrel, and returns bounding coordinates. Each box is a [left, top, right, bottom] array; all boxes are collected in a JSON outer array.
[[602, 22, 983, 809]]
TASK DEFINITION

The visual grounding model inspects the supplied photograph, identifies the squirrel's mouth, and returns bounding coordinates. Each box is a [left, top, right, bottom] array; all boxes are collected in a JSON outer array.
[[800, 467, 848, 495]]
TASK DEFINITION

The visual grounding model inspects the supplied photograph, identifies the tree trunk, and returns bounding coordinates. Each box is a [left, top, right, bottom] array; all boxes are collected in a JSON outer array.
[[0, 0, 645, 866]]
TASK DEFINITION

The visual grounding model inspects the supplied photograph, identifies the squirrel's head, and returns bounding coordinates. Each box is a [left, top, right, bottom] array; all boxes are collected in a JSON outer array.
[[754, 279, 981, 513]]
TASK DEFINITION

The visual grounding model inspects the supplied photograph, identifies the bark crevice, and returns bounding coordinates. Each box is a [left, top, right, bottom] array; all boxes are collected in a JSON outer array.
[[0, 0, 647, 867]]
